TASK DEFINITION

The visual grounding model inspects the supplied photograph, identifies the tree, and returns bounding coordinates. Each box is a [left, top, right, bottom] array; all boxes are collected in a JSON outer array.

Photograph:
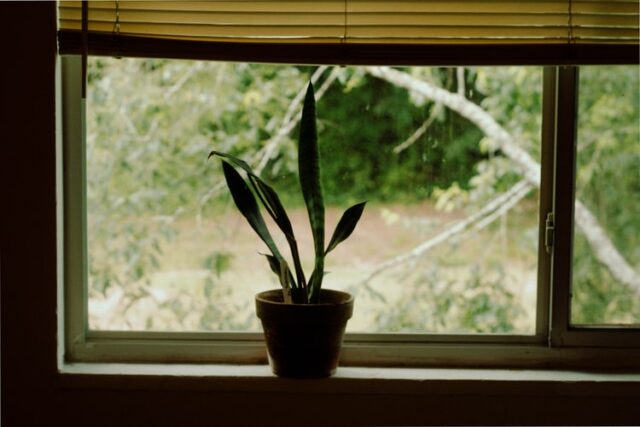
[[364, 66, 640, 299]]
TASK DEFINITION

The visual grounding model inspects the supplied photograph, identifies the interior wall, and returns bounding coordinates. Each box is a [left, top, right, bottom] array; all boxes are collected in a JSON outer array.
[[2, 1, 60, 423], [1, 3, 639, 426]]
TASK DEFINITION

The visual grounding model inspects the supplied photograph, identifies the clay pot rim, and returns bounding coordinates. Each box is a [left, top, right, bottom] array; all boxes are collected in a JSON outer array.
[[255, 288, 354, 307]]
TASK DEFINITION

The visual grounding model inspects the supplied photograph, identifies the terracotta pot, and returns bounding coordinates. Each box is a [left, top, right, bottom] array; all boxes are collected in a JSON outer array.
[[255, 289, 354, 378]]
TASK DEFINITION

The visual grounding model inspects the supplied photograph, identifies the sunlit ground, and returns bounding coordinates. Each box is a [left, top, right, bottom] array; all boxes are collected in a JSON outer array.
[[89, 199, 539, 334]]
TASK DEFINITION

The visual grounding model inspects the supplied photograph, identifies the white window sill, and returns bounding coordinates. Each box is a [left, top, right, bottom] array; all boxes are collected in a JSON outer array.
[[59, 363, 640, 396]]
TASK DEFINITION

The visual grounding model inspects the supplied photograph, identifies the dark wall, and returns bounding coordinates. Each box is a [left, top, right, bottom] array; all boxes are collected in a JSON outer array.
[[2, 1, 59, 423]]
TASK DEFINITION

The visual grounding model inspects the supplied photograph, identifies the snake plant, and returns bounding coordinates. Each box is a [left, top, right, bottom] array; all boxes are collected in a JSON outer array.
[[209, 82, 366, 304]]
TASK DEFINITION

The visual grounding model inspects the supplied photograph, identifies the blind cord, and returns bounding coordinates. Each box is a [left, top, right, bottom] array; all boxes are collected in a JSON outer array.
[[112, 0, 120, 36], [568, 0, 574, 44], [342, 0, 347, 44], [81, 0, 87, 99], [112, 0, 122, 58]]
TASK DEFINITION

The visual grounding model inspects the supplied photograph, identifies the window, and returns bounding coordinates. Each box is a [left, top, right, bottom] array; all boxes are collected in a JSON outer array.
[[83, 59, 543, 335], [58, 1, 640, 367]]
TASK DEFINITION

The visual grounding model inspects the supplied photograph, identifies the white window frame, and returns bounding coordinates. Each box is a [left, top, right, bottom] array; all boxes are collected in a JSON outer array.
[[549, 66, 640, 349], [59, 56, 640, 370]]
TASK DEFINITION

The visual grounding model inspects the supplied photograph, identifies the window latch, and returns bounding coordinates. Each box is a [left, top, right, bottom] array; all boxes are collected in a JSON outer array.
[[545, 212, 554, 255]]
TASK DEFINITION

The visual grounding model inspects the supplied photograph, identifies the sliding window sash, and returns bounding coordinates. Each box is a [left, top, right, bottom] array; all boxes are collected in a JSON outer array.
[[549, 66, 640, 348]]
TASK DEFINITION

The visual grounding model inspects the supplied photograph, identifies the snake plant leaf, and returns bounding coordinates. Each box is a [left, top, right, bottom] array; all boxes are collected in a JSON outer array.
[[299, 82, 325, 299], [220, 161, 294, 286], [325, 201, 367, 255], [262, 252, 298, 288], [221, 160, 278, 257], [209, 151, 276, 218], [208, 150, 252, 173], [277, 258, 293, 303], [250, 177, 294, 239], [210, 150, 294, 239], [262, 254, 307, 303], [307, 268, 322, 304], [262, 253, 282, 277], [252, 175, 308, 292], [210, 150, 306, 290]]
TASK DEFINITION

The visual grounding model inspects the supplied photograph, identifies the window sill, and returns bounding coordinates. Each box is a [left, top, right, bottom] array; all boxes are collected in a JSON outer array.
[[59, 363, 640, 396]]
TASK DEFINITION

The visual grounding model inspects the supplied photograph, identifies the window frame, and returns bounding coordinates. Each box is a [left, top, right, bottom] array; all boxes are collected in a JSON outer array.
[[59, 55, 640, 370]]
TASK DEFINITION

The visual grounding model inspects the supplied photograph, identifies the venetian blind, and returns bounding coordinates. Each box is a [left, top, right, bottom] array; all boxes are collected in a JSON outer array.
[[58, 0, 639, 45]]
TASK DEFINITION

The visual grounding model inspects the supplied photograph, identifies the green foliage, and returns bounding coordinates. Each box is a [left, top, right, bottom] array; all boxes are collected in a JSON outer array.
[[572, 234, 640, 324], [436, 67, 543, 209], [202, 251, 234, 278], [575, 66, 640, 262], [571, 65, 640, 324], [374, 265, 522, 333], [86, 57, 637, 330], [86, 57, 308, 302], [315, 71, 485, 203]]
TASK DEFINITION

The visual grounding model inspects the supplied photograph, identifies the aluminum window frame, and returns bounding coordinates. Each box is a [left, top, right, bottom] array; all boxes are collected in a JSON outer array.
[[59, 55, 640, 369]]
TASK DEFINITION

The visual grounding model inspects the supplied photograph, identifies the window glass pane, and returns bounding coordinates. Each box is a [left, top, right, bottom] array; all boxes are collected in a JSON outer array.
[[86, 58, 541, 333], [571, 65, 640, 326]]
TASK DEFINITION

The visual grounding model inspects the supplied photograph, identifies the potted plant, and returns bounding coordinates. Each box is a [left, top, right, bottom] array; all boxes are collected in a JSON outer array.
[[209, 82, 366, 377]]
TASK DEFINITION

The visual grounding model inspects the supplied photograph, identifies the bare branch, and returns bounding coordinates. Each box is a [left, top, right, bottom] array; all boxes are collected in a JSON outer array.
[[253, 66, 339, 174], [367, 66, 541, 185], [365, 66, 640, 294], [358, 180, 531, 285], [165, 62, 204, 100], [456, 67, 466, 97], [575, 200, 640, 293], [393, 103, 443, 154], [471, 185, 532, 233]]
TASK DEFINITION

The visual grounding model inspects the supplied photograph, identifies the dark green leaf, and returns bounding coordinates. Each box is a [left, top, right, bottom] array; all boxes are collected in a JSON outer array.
[[307, 268, 322, 304], [211, 151, 305, 290], [250, 176, 294, 239], [299, 82, 325, 297], [220, 161, 287, 268], [325, 201, 367, 255], [261, 253, 281, 277], [209, 151, 294, 239], [261, 253, 299, 292], [209, 150, 253, 173], [252, 176, 308, 291]]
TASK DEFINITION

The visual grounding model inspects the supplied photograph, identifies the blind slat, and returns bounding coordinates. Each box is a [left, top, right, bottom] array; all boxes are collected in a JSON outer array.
[[59, 11, 345, 27], [60, 1, 346, 13], [59, 21, 345, 39], [348, 1, 571, 14], [58, 0, 639, 45]]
